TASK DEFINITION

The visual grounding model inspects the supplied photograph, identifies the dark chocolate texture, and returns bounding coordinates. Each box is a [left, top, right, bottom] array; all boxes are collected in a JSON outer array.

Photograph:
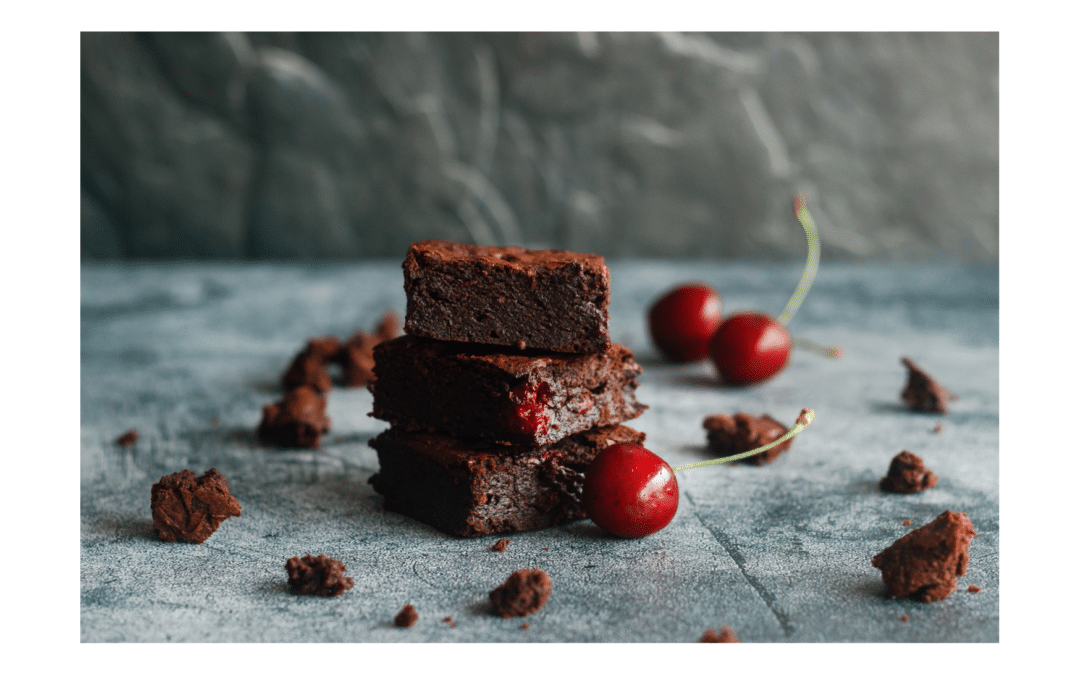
[[257, 385, 331, 449], [901, 357, 956, 414], [285, 554, 354, 597], [403, 240, 611, 354], [489, 568, 552, 618], [368, 424, 645, 537], [880, 450, 938, 494], [871, 510, 976, 603], [150, 468, 241, 544], [702, 412, 793, 465], [371, 335, 645, 446]]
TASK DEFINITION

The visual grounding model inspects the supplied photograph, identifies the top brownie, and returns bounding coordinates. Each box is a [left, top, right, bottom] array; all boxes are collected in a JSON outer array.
[[403, 240, 611, 354]]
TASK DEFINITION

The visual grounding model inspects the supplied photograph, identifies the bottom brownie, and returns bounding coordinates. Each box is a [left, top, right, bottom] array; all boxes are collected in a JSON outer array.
[[368, 425, 645, 537]]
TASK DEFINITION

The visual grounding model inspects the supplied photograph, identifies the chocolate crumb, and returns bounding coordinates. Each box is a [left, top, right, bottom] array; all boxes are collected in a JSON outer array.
[[901, 615, 909, 622], [116, 429, 139, 447], [151, 468, 241, 543], [394, 604, 419, 627], [700, 626, 740, 642], [900, 357, 956, 414], [703, 412, 794, 465], [338, 312, 401, 387], [880, 450, 938, 494], [284, 554, 354, 597], [967, 584, 981, 593], [933, 423, 943, 433], [490, 568, 552, 618], [520, 623, 530, 630], [442, 616, 457, 628], [871, 511, 977, 602], [281, 336, 341, 393], [257, 385, 331, 449], [542, 547, 549, 551], [902, 520, 912, 526], [492, 538, 510, 552]]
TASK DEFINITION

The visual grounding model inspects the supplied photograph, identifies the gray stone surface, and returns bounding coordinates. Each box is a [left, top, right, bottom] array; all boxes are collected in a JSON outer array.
[[81, 260, 998, 642], [81, 33, 998, 261]]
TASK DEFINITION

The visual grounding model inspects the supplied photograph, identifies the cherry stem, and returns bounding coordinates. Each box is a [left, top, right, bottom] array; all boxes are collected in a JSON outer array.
[[776, 195, 821, 327], [671, 408, 815, 473], [792, 336, 844, 359]]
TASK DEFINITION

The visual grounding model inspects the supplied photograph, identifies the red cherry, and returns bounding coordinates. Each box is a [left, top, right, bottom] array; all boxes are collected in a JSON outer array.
[[648, 284, 722, 362], [709, 312, 792, 385], [582, 409, 816, 539], [582, 443, 679, 538]]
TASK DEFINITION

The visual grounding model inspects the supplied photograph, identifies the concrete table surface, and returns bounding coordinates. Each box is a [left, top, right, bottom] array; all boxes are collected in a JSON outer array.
[[80, 260, 998, 642]]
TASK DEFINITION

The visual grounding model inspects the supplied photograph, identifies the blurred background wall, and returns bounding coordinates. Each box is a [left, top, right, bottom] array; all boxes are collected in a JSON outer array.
[[81, 32, 998, 261]]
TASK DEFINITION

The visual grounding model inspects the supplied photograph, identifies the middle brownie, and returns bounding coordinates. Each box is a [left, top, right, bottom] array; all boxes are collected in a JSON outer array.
[[370, 335, 646, 446]]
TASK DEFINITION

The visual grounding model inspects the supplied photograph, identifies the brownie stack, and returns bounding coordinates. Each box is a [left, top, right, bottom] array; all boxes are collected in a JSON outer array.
[[367, 241, 647, 537]]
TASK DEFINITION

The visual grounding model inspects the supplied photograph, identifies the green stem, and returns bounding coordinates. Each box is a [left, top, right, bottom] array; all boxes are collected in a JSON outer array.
[[776, 195, 821, 327], [791, 336, 844, 359], [672, 409, 815, 473]]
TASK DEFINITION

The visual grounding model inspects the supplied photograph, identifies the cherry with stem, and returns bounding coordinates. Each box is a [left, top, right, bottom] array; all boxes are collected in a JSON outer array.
[[583, 409, 815, 539], [709, 196, 841, 385]]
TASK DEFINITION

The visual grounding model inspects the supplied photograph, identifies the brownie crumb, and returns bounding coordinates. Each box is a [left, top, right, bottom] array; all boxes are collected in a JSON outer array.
[[901, 615, 910, 622], [257, 385, 331, 449], [339, 312, 401, 387], [285, 554, 354, 597], [902, 520, 912, 526], [151, 468, 241, 544], [933, 423, 943, 433], [900, 357, 956, 414], [880, 450, 938, 494], [281, 336, 341, 393], [520, 623, 530, 630], [871, 511, 977, 603], [542, 547, 549, 551], [116, 429, 139, 447], [394, 604, 418, 627], [967, 584, 981, 593], [700, 626, 740, 642], [490, 568, 553, 618], [492, 538, 510, 552], [442, 616, 457, 628], [703, 412, 794, 465]]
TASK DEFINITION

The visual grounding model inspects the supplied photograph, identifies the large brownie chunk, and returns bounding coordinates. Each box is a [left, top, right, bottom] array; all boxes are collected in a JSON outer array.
[[871, 510, 976, 603], [368, 425, 645, 537], [403, 240, 611, 354], [702, 412, 794, 465], [370, 336, 646, 446]]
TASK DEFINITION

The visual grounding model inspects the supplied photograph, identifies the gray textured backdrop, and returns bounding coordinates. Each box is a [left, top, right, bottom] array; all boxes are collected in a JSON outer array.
[[81, 32, 998, 261]]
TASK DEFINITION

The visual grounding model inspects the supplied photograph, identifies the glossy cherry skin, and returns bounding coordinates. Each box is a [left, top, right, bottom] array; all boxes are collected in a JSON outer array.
[[648, 284, 722, 362], [582, 443, 679, 538], [709, 312, 792, 385]]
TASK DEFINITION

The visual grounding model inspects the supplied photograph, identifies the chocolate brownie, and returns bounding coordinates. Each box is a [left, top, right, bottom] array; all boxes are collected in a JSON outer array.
[[871, 510, 976, 603], [492, 538, 510, 552], [151, 468, 241, 544], [284, 554, 354, 597], [489, 568, 552, 618], [880, 450, 938, 494], [371, 336, 645, 446], [901, 357, 956, 414], [257, 385, 331, 449], [702, 412, 793, 465], [116, 429, 139, 447], [403, 240, 611, 353], [368, 424, 645, 537]]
